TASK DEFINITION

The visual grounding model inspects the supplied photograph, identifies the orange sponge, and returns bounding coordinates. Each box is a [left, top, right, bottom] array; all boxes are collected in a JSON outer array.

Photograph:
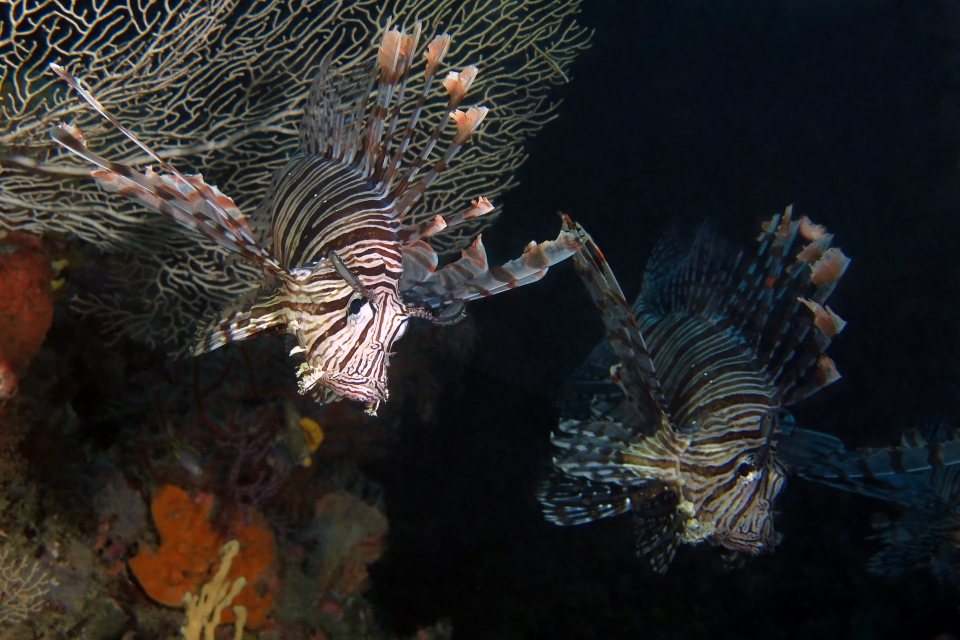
[[129, 485, 276, 628], [0, 232, 53, 398]]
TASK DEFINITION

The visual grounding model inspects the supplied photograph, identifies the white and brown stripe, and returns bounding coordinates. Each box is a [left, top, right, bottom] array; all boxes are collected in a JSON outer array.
[[51, 24, 583, 415], [541, 207, 849, 571]]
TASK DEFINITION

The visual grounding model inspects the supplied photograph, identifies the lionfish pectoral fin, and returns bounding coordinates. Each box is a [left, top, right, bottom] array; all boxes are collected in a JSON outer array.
[[399, 240, 439, 293], [537, 473, 641, 526], [192, 293, 289, 354], [785, 425, 960, 502], [400, 197, 496, 244], [631, 485, 683, 574], [49, 64, 284, 275], [776, 425, 849, 473], [565, 215, 667, 436], [405, 222, 584, 308]]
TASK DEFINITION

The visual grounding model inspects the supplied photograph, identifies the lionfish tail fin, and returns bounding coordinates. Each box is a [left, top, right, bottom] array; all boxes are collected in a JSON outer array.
[[566, 215, 667, 435], [635, 205, 850, 406], [49, 65, 283, 274]]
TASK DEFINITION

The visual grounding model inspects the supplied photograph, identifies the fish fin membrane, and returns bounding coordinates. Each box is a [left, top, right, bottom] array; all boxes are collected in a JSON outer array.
[[632, 487, 683, 574], [537, 474, 640, 525], [867, 508, 953, 578], [49, 65, 283, 275], [402, 223, 584, 309], [298, 51, 377, 163], [564, 218, 667, 437], [788, 427, 960, 496], [633, 206, 850, 406], [193, 288, 289, 354], [555, 339, 624, 422]]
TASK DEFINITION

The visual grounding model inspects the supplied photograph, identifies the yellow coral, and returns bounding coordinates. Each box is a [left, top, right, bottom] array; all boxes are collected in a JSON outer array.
[[180, 540, 247, 640]]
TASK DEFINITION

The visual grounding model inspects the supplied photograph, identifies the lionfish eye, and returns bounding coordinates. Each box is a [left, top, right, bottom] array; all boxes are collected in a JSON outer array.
[[348, 298, 366, 315], [737, 462, 757, 478]]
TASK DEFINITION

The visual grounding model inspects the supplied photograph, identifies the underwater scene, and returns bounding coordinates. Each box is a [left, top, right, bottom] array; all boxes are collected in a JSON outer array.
[[2, 0, 960, 637]]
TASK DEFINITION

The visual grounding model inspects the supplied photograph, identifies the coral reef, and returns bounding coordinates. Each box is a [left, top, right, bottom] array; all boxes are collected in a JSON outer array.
[[3, 0, 590, 350], [128, 485, 276, 629], [0, 546, 50, 626], [180, 540, 247, 640], [309, 491, 389, 601]]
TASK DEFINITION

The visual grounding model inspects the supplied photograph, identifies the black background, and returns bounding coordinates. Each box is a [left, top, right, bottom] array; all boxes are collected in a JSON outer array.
[[371, 1, 960, 638]]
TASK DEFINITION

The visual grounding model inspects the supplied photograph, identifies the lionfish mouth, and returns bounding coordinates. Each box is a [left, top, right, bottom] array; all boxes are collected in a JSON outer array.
[[328, 379, 386, 416], [720, 520, 779, 555], [298, 365, 386, 416]]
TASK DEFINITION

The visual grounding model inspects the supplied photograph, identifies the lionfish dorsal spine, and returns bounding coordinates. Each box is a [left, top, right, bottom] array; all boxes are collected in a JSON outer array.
[[372, 23, 424, 183], [566, 217, 667, 434], [392, 68, 486, 218], [380, 33, 451, 192], [364, 24, 422, 179]]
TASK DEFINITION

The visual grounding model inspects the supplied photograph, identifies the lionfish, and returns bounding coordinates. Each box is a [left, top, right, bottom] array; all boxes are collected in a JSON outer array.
[[538, 207, 851, 572], [50, 24, 582, 415], [781, 421, 960, 579]]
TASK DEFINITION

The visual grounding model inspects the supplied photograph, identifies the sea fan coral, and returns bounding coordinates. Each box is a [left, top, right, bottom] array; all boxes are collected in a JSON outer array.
[[0, 545, 50, 626], [0, 232, 53, 400], [128, 485, 276, 628]]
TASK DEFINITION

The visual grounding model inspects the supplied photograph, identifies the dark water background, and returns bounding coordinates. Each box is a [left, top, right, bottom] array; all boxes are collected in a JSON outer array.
[[367, 1, 960, 638]]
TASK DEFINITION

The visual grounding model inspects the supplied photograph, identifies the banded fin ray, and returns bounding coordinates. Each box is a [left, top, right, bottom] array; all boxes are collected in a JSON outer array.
[[634, 206, 850, 406], [537, 473, 682, 575], [784, 425, 960, 502], [565, 216, 667, 437], [49, 65, 282, 274], [402, 225, 584, 309]]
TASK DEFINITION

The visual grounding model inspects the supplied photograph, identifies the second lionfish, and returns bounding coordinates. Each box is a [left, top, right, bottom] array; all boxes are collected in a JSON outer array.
[[539, 208, 850, 572], [780, 420, 960, 580], [50, 24, 582, 414]]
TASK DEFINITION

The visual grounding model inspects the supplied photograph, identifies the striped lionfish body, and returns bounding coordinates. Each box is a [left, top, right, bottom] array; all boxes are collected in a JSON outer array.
[[50, 25, 582, 415], [781, 422, 960, 578], [539, 208, 851, 572]]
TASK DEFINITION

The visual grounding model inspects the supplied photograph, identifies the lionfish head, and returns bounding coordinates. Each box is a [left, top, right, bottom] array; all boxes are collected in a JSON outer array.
[[710, 450, 787, 554], [296, 290, 409, 416]]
